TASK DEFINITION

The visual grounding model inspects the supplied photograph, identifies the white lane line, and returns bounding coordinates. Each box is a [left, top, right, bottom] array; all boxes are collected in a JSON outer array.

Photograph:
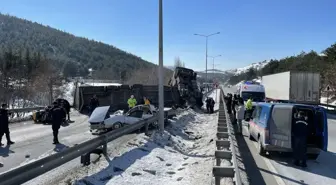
[[252, 141, 287, 185]]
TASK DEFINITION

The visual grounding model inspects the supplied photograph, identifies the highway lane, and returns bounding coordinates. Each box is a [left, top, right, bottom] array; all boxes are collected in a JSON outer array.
[[0, 111, 94, 173], [240, 116, 336, 185]]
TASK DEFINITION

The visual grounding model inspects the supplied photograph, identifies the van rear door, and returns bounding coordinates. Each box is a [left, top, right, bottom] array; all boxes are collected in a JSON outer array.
[[269, 105, 292, 149], [315, 107, 328, 151]]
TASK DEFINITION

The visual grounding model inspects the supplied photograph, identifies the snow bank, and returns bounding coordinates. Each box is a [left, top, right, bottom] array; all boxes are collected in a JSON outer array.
[[55, 90, 222, 185], [59, 81, 76, 105], [81, 83, 122, 87]]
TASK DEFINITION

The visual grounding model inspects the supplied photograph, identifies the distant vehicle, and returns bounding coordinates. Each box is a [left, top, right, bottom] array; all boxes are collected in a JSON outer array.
[[247, 102, 328, 159], [237, 81, 265, 102], [261, 71, 320, 104], [88, 104, 174, 134]]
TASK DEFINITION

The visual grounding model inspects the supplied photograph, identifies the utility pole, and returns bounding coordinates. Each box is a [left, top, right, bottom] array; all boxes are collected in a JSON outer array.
[[194, 32, 220, 82], [158, 0, 164, 132], [207, 55, 221, 81]]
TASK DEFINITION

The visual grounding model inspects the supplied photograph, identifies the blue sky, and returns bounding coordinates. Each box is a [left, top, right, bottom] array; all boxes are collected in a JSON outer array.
[[1, 0, 336, 71]]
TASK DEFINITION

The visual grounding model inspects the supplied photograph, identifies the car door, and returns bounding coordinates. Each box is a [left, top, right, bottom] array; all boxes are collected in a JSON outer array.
[[250, 106, 261, 139], [125, 110, 144, 125], [269, 105, 292, 149], [315, 107, 328, 151]]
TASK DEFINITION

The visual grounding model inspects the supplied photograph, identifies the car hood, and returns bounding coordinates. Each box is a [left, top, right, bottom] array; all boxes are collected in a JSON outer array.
[[88, 106, 110, 123]]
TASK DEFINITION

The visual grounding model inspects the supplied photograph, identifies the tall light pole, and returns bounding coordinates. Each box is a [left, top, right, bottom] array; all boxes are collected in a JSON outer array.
[[194, 32, 220, 82], [208, 55, 221, 78], [158, 0, 164, 132]]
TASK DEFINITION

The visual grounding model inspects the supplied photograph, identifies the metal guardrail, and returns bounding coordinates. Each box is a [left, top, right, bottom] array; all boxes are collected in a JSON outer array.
[[8, 107, 45, 113], [212, 88, 241, 185], [0, 111, 171, 185]]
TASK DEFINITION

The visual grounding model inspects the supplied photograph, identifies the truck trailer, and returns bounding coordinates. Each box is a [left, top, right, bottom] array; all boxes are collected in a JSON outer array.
[[261, 71, 320, 104]]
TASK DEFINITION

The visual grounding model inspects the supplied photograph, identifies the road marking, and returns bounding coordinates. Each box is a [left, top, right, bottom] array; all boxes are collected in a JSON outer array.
[[252, 141, 287, 185]]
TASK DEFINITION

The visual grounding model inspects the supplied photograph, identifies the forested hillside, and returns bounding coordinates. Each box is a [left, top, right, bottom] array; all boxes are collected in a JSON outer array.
[[0, 13, 171, 106], [0, 13, 155, 79], [228, 43, 336, 90]]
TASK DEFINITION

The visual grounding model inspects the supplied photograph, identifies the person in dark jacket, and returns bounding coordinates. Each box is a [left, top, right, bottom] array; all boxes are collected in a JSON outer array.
[[56, 98, 71, 121], [51, 102, 66, 144], [0, 104, 15, 146], [89, 95, 99, 116], [205, 97, 211, 113], [292, 110, 308, 167], [209, 98, 215, 113], [226, 94, 232, 114], [231, 94, 238, 123]]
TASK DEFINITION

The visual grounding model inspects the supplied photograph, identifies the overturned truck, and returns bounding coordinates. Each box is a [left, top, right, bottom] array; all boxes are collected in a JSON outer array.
[[168, 67, 203, 108]]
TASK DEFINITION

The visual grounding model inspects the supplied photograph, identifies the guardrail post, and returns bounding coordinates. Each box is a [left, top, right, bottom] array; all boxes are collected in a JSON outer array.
[[212, 89, 241, 185]]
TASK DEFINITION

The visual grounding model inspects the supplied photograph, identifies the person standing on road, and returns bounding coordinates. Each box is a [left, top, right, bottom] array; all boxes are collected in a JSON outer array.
[[89, 95, 99, 116], [227, 94, 232, 114], [128, 95, 137, 110], [51, 102, 66, 144], [0, 104, 15, 146], [205, 97, 211, 113], [235, 99, 245, 134], [293, 111, 308, 167], [143, 97, 150, 105], [209, 97, 215, 114], [231, 94, 238, 123], [143, 97, 151, 114], [245, 97, 253, 120]]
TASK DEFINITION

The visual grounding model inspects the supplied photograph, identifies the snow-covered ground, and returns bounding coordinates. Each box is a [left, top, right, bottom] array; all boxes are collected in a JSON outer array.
[[24, 89, 221, 185], [320, 96, 336, 106], [226, 60, 269, 76]]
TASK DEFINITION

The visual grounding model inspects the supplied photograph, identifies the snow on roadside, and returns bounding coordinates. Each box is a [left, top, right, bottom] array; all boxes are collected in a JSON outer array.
[[58, 89, 222, 185], [59, 81, 76, 105]]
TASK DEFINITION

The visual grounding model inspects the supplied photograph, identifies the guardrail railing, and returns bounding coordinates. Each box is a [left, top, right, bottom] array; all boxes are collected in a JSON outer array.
[[212, 89, 241, 185], [8, 107, 45, 113], [0, 110, 173, 185]]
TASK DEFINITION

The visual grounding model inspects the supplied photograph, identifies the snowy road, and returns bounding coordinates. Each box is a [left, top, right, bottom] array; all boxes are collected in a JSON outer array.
[[0, 110, 94, 173]]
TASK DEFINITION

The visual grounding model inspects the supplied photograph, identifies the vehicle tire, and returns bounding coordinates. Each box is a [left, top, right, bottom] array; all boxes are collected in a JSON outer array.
[[258, 137, 266, 156], [248, 126, 254, 141], [308, 153, 319, 160], [113, 122, 122, 130]]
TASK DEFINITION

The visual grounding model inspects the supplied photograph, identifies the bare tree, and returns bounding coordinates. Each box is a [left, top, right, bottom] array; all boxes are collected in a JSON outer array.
[[174, 57, 185, 68]]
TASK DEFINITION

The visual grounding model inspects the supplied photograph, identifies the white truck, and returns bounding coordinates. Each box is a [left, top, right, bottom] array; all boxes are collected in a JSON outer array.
[[261, 71, 320, 104]]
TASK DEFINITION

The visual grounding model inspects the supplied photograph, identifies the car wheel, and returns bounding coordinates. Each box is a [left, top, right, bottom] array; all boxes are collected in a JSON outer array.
[[113, 122, 122, 130], [258, 137, 266, 156], [248, 127, 254, 141]]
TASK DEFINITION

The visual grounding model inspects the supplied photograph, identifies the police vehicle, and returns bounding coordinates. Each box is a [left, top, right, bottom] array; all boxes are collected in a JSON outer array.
[[247, 102, 328, 159]]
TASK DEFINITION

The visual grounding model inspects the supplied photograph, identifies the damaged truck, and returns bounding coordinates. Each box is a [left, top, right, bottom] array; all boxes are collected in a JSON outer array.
[[168, 67, 203, 108]]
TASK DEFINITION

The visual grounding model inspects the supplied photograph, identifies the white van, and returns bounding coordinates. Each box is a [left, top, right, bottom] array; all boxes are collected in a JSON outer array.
[[237, 81, 266, 102]]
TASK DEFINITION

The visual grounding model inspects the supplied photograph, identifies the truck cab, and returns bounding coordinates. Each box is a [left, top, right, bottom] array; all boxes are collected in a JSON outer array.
[[247, 103, 328, 159]]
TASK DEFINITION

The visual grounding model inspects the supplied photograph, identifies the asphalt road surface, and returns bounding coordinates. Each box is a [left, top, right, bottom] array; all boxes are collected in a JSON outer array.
[[0, 111, 93, 173]]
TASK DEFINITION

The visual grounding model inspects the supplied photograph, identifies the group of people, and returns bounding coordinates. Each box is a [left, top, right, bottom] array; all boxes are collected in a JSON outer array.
[[205, 97, 215, 114], [88, 94, 151, 115], [224, 93, 246, 134], [0, 100, 67, 146]]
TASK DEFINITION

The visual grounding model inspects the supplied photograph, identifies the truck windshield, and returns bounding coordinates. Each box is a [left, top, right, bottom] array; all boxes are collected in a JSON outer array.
[[242, 92, 265, 102]]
